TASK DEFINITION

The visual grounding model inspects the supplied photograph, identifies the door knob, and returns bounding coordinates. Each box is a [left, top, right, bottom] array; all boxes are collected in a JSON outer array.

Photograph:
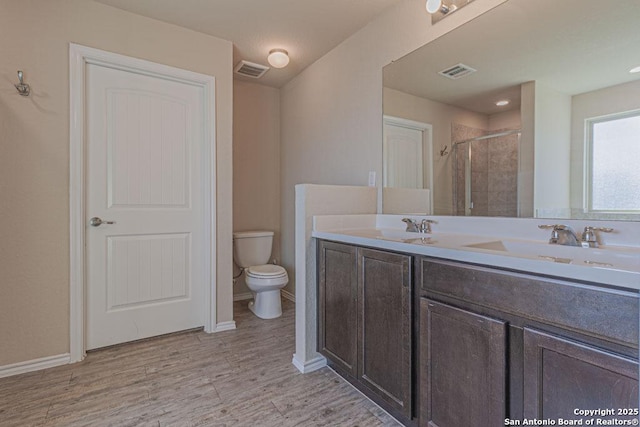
[[89, 217, 115, 227]]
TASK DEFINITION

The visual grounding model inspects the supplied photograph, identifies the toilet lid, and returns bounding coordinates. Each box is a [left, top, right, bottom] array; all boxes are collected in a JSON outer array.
[[247, 264, 287, 278]]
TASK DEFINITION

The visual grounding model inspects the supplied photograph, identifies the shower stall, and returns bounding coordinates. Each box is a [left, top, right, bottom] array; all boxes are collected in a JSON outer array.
[[452, 129, 521, 217]]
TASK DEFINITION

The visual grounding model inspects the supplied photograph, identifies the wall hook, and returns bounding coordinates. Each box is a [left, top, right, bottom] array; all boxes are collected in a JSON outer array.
[[15, 70, 31, 96], [439, 145, 449, 156]]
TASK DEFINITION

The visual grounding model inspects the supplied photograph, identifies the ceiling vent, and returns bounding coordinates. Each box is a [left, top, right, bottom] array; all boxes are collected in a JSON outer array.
[[234, 60, 270, 79], [438, 63, 477, 80]]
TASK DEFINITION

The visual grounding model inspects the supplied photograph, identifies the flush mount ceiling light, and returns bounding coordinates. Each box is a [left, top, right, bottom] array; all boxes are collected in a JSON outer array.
[[629, 65, 640, 73], [495, 99, 510, 107], [267, 49, 290, 69]]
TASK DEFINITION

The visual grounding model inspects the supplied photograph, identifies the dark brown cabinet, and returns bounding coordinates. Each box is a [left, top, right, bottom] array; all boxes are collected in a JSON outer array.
[[358, 247, 412, 417], [523, 328, 639, 421], [318, 242, 639, 427], [420, 257, 639, 427], [419, 299, 507, 427], [317, 240, 413, 422], [317, 240, 358, 376]]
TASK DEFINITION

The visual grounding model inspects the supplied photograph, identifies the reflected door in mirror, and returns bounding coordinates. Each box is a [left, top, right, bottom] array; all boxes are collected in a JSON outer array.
[[383, 122, 423, 188], [383, 117, 433, 191]]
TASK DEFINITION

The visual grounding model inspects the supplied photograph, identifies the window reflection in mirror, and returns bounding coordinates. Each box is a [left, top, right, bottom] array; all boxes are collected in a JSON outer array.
[[586, 111, 640, 213]]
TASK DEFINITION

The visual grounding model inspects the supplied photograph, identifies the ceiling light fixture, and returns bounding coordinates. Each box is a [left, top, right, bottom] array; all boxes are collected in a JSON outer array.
[[496, 100, 510, 107], [629, 65, 640, 74], [268, 49, 290, 69], [425, 0, 456, 15]]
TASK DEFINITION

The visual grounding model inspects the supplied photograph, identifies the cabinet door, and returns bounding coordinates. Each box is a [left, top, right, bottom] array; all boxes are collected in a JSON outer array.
[[358, 247, 412, 418], [523, 328, 639, 421], [317, 240, 358, 376], [420, 299, 507, 427]]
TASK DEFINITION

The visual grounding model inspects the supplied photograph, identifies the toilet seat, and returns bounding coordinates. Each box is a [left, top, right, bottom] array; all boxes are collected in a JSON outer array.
[[244, 264, 289, 319], [246, 264, 287, 278]]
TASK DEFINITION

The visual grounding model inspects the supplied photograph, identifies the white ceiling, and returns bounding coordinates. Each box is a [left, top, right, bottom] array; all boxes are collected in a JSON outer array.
[[384, 0, 640, 115], [94, 0, 400, 88]]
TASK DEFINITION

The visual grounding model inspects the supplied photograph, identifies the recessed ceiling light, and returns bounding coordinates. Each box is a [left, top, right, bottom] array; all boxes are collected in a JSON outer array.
[[629, 65, 640, 74], [495, 100, 510, 107]]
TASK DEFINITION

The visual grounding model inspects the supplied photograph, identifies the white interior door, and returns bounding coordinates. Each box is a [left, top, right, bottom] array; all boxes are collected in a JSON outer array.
[[383, 122, 424, 188], [86, 63, 208, 350]]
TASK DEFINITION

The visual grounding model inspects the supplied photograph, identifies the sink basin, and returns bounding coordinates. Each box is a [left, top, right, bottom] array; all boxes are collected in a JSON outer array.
[[465, 240, 576, 263], [329, 229, 439, 245], [466, 240, 509, 252], [464, 240, 640, 272], [373, 230, 437, 244]]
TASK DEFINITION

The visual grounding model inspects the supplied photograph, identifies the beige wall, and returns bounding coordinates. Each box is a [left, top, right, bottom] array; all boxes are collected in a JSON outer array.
[[279, 0, 508, 292], [0, 0, 233, 366], [488, 109, 521, 131], [533, 83, 572, 218], [383, 87, 489, 215], [232, 80, 281, 295], [519, 81, 536, 217], [294, 185, 377, 370]]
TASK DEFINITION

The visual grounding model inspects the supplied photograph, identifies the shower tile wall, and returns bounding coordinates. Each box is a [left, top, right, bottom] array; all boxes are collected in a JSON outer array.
[[470, 139, 489, 216], [487, 132, 518, 217], [452, 124, 484, 215]]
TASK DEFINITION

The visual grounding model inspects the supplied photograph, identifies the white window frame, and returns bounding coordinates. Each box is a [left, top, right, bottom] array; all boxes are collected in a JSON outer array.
[[584, 109, 640, 214]]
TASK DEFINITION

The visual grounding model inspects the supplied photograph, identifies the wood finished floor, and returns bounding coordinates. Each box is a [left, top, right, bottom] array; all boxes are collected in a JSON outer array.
[[0, 299, 400, 427]]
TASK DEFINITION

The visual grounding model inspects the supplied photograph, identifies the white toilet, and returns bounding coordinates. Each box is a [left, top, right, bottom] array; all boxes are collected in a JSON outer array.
[[233, 231, 288, 319]]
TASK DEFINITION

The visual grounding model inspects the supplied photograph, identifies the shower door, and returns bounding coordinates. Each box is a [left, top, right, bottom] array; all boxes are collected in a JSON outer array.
[[453, 131, 520, 217]]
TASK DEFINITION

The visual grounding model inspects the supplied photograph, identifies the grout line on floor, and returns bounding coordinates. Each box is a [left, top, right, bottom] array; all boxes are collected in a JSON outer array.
[[326, 365, 403, 426]]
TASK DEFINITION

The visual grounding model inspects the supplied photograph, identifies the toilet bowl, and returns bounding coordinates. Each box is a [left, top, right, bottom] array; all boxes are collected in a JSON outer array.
[[233, 231, 289, 319], [245, 264, 288, 319]]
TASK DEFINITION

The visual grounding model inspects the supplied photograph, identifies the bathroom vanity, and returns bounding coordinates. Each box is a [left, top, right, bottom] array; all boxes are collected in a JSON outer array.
[[318, 241, 413, 419], [314, 215, 639, 427]]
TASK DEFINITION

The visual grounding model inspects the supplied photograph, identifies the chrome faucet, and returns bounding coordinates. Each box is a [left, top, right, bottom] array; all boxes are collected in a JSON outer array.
[[402, 218, 419, 232], [420, 219, 437, 233], [580, 226, 613, 248], [402, 218, 437, 233], [538, 224, 580, 246]]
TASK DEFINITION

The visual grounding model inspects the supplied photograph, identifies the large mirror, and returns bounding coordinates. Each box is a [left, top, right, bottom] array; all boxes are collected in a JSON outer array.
[[382, 0, 640, 220]]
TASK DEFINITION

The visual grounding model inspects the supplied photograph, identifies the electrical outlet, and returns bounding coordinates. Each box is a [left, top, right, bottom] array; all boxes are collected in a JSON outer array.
[[368, 171, 376, 187]]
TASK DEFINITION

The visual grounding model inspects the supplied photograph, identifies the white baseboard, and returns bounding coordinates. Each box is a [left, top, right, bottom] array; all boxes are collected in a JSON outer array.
[[0, 353, 71, 378], [282, 289, 295, 303], [233, 292, 253, 301], [292, 353, 326, 374], [211, 320, 236, 332]]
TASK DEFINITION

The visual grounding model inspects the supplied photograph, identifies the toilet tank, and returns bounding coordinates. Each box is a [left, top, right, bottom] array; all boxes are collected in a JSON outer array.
[[233, 231, 274, 268]]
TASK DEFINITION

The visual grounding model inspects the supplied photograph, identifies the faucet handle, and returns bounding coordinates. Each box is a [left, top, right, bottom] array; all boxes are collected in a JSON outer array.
[[581, 226, 613, 248], [538, 224, 562, 242], [420, 219, 437, 233], [538, 224, 568, 231], [583, 226, 613, 233], [402, 218, 419, 232], [538, 224, 577, 245]]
